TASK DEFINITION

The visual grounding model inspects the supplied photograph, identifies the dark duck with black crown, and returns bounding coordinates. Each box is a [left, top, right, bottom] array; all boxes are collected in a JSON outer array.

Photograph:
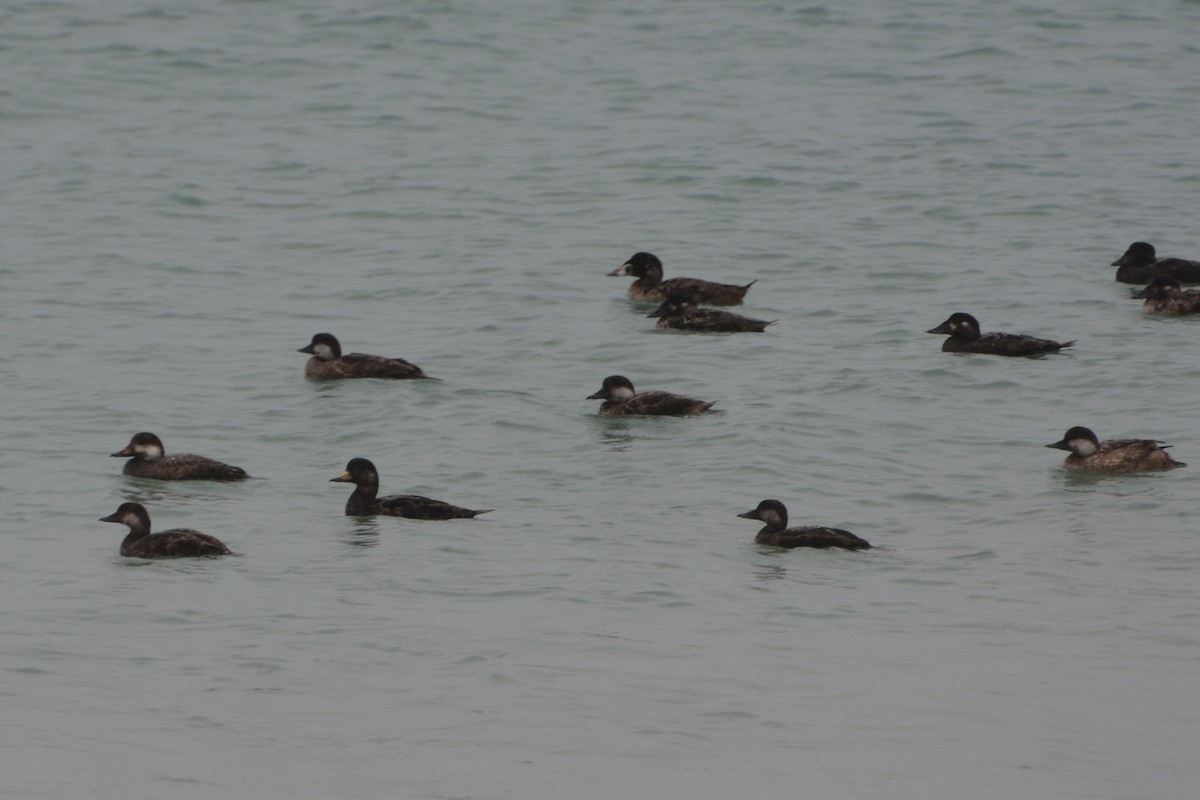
[[926, 312, 1073, 357], [1045, 426, 1185, 474], [298, 333, 429, 380], [1133, 275, 1200, 316], [111, 432, 249, 481], [587, 375, 716, 416], [330, 457, 491, 519], [99, 502, 233, 558], [608, 251, 757, 305], [1111, 241, 1200, 285], [648, 291, 773, 333], [737, 499, 872, 551]]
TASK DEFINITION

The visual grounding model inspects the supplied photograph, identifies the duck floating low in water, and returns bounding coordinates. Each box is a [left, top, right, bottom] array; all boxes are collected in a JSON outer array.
[[330, 457, 491, 519], [99, 502, 233, 558]]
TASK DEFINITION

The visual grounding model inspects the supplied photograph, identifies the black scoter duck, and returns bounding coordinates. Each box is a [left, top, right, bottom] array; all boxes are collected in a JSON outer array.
[[587, 375, 716, 416], [1045, 426, 1185, 473], [926, 313, 1073, 357], [647, 291, 773, 333], [330, 457, 491, 519], [99, 502, 233, 558], [1111, 242, 1200, 285], [111, 432, 249, 481], [609, 252, 756, 305], [299, 333, 429, 380], [737, 499, 872, 550]]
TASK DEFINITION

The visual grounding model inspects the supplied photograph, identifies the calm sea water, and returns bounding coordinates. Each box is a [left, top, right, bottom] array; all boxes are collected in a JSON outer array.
[[4, 1, 1200, 798]]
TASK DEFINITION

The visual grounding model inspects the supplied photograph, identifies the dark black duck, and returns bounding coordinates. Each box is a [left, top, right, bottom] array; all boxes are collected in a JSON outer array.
[[330, 457, 491, 519], [1111, 242, 1200, 285], [926, 313, 1073, 357], [647, 291, 773, 333], [609, 252, 756, 305], [737, 499, 872, 550]]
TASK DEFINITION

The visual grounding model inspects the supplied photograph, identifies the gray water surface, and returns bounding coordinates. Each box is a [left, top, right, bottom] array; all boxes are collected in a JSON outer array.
[[3, 1, 1199, 798]]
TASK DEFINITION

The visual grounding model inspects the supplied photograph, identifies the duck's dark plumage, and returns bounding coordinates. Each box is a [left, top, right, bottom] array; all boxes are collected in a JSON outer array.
[[926, 313, 1073, 357], [586, 375, 716, 416], [111, 432, 249, 481], [1132, 276, 1200, 316], [608, 252, 756, 305], [737, 499, 872, 550], [647, 292, 773, 333], [299, 333, 429, 380], [1045, 426, 1185, 473], [330, 457, 490, 519], [1111, 242, 1200, 285], [99, 502, 233, 558]]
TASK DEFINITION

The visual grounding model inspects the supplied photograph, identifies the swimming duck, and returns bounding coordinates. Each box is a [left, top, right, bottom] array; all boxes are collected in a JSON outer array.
[[1045, 426, 1186, 473], [1132, 275, 1200, 316], [608, 252, 757, 305], [926, 313, 1073, 357], [111, 432, 249, 481], [1111, 242, 1200, 285], [99, 502, 233, 558], [647, 291, 773, 333], [299, 333, 429, 380], [737, 499, 872, 550], [330, 457, 491, 519], [586, 375, 716, 416]]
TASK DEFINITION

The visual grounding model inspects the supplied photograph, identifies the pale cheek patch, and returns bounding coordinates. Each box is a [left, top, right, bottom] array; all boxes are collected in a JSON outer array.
[[137, 444, 164, 460], [313, 343, 334, 360], [610, 386, 635, 402], [1070, 438, 1097, 456]]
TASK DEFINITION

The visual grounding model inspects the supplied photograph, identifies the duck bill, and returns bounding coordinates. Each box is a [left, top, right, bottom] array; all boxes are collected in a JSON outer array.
[[736, 510, 761, 520], [110, 446, 134, 457], [1131, 286, 1152, 299], [298, 344, 315, 354], [586, 390, 608, 400], [329, 471, 353, 483], [98, 512, 121, 523], [646, 303, 668, 318], [1044, 439, 1071, 451], [607, 263, 632, 277], [926, 322, 951, 335]]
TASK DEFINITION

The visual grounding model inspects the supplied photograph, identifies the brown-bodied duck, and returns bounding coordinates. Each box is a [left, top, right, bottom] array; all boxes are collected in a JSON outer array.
[[647, 291, 773, 333], [99, 502, 233, 558], [737, 499, 872, 550], [609, 252, 756, 305], [1133, 275, 1200, 316], [587, 375, 716, 416], [927, 313, 1073, 357], [1045, 427, 1185, 473], [330, 457, 491, 519], [111, 432, 249, 481], [299, 333, 430, 380]]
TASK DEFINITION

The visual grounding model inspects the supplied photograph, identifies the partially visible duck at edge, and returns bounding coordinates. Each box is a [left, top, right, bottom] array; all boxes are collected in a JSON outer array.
[[608, 251, 757, 305], [648, 291, 774, 333], [926, 312, 1073, 357], [587, 374, 716, 417], [1045, 426, 1186, 474], [1133, 275, 1200, 316], [330, 457, 491, 519], [111, 432, 250, 481], [737, 499, 872, 551], [99, 502, 233, 558], [1111, 241, 1200, 285], [299, 333, 430, 380]]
